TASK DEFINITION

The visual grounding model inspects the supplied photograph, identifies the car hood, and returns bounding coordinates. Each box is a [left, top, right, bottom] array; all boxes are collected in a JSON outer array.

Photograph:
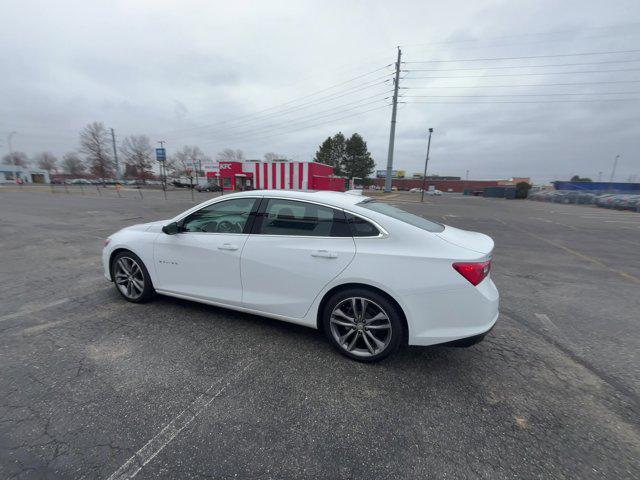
[[436, 225, 494, 255], [122, 220, 168, 233]]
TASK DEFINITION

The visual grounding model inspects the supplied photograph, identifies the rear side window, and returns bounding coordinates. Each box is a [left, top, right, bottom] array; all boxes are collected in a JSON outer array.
[[357, 199, 444, 233], [257, 199, 350, 237], [345, 213, 380, 237]]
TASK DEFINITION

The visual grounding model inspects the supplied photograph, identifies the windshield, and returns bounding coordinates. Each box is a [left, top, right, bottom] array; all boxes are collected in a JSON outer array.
[[357, 199, 445, 233]]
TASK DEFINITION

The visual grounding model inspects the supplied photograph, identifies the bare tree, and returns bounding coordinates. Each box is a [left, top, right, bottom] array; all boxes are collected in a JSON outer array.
[[33, 152, 58, 173], [120, 135, 153, 180], [2, 151, 29, 167], [61, 152, 87, 175], [263, 152, 288, 162], [216, 148, 244, 162], [170, 145, 206, 180], [79, 121, 114, 178]]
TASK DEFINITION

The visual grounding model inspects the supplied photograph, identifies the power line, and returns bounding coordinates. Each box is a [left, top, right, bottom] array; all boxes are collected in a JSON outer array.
[[403, 91, 640, 98], [403, 98, 640, 104], [401, 79, 640, 89], [164, 76, 392, 140], [402, 48, 640, 63], [402, 67, 640, 79], [178, 94, 392, 144], [402, 58, 640, 72], [159, 65, 393, 137], [197, 103, 391, 147]]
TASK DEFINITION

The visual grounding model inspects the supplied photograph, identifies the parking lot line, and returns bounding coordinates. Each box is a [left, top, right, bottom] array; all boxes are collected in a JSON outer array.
[[497, 218, 640, 285], [106, 359, 257, 480], [529, 232, 640, 284], [0, 298, 70, 323], [534, 313, 560, 333]]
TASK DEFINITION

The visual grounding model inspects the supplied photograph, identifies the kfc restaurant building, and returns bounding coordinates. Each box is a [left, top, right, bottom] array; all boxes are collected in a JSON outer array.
[[205, 160, 345, 192]]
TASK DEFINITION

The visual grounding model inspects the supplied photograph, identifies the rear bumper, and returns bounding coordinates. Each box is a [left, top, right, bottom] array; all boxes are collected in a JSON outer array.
[[439, 320, 496, 347], [404, 277, 499, 346]]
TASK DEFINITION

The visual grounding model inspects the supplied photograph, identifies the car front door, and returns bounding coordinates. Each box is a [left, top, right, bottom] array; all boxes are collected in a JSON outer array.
[[153, 197, 259, 305], [240, 198, 356, 318]]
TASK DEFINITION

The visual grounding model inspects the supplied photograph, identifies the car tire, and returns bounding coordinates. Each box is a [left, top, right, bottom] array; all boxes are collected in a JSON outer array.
[[110, 251, 154, 303], [322, 288, 403, 362]]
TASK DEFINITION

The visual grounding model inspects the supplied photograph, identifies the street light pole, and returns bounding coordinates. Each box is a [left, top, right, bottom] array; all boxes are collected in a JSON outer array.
[[420, 128, 433, 203], [7, 131, 17, 183], [609, 154, 620, 184]]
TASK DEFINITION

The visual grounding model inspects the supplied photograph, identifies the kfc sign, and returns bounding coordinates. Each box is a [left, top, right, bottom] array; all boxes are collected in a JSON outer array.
[[220, 163, 232, 170]]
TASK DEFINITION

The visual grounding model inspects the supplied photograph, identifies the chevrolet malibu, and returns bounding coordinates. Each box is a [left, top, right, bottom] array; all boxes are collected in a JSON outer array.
[[103, 190, 498, 362]]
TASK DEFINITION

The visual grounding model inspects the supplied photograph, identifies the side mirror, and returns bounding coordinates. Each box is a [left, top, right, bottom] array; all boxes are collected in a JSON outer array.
[[162, 222, 180, 235]]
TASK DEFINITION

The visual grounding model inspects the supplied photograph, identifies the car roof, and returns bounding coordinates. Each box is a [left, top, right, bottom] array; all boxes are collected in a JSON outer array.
[[222, 189, 369, 209]]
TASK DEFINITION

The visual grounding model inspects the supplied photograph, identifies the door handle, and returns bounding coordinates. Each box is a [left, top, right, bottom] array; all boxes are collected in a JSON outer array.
[[218, 243, 239, 251], [311, 249, 338, 259]]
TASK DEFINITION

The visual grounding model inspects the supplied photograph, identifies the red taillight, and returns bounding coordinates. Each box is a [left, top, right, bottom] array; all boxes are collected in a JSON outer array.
[[453, 260, 491, 286]]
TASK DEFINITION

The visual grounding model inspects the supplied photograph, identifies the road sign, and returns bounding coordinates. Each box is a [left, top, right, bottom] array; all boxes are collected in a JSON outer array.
[[155, 148, 166, 162]]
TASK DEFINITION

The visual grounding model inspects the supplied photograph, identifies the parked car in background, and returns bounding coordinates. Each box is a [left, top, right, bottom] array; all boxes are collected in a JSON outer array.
[[172, 180, 194, 189], [195, 183, 222, 192], [425, 189, 443, 196], [531, 191, 639, 212]]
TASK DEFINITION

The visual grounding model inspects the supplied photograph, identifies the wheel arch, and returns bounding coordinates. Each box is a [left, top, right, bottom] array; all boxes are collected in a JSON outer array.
[[108, 247, 140, 280], [316, 282, 409, 344]]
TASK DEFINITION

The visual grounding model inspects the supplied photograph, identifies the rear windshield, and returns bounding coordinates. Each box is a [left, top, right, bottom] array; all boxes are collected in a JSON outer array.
[[357, 199, 444, 233]]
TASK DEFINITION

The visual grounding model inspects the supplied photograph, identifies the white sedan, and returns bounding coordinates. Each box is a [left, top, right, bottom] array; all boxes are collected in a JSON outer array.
[[103, 190, 498, 361]]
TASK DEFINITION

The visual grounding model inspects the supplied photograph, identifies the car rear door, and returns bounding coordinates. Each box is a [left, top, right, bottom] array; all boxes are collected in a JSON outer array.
[[153, 197, 260, 305], [240, 198, 356, 318]]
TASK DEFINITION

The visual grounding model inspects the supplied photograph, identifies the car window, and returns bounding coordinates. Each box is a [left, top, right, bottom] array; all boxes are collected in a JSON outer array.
[[258, 199, 349, 237], [357, 199, 444, 233], [345, 212, 380, 237], [181, 198, 256, 233]]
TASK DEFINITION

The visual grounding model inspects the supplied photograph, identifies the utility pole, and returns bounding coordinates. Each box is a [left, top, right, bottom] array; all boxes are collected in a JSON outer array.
[[598, 171, 603, 182], [110, 128, 121, 181], [384, 47, 402, 193], [609, 154, 620, 184], [420, 128, 434, 203]]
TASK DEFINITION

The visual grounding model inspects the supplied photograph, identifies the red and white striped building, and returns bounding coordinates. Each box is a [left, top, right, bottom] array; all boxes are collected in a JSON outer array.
[[205, 160, 345, 192]]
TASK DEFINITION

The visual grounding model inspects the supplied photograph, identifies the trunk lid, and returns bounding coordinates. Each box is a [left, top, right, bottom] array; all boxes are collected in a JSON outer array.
[[436, 225, 494, 256]]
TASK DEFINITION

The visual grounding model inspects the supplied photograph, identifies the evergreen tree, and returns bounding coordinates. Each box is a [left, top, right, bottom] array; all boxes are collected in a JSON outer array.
[[314, 132, 346, 175], [330, 132, 346, 176], [343, 133, 375, 180], [314, 136, 333, 166]]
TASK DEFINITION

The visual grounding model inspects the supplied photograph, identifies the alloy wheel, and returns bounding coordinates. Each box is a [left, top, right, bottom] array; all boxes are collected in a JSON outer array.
[[329, 297, 392, 358], [114, 256, 145, 300]]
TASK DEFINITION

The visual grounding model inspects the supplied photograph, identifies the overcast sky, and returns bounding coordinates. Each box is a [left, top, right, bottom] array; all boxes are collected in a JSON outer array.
[[1, 0, 639, 183]]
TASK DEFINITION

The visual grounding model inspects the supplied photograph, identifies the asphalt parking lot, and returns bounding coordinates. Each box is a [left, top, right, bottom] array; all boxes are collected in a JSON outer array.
[[1, 186, 639, 479]]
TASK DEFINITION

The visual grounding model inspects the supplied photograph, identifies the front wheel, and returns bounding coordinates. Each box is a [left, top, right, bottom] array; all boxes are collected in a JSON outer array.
[[111, 251, 154, 303], [322, 288, 404, 362]]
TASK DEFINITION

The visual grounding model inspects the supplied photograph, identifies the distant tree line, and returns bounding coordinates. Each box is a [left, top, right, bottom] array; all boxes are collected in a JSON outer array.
[[1, 121, 293, 181]]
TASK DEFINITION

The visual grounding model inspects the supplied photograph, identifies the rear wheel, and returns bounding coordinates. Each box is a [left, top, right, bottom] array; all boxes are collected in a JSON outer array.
[[111, 251, 154, 303], [323, 288, 403, 362]]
